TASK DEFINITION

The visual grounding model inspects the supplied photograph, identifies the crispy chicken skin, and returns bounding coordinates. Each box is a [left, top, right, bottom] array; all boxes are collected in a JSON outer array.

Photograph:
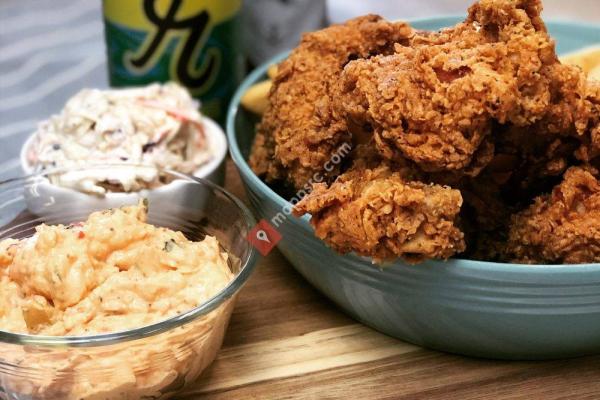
[[294, 150, 465, 264], [249, 15, 412, 189], [573, 80, 600, 163], [506, 167, 600, 263], [337, 0, 558, 174], [253, 0, 600, 265]]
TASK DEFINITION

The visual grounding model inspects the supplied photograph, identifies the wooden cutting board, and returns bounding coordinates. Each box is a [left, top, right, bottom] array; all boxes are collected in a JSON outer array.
[[180, 161, 600, 399]]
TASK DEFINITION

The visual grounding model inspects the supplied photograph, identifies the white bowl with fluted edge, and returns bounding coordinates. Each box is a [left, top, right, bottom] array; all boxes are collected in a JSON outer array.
[[19, 116, 228, 217]]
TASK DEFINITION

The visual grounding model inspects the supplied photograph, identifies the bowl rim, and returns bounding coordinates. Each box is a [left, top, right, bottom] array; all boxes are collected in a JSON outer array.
[[404, 14, 600, 31], [0, 166, 258, 347], [226, 17, 600, 273], [20, 115, 228, 182]]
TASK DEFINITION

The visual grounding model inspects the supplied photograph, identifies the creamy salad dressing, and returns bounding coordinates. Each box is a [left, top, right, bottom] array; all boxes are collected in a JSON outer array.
[[27, 83, 213, 193]]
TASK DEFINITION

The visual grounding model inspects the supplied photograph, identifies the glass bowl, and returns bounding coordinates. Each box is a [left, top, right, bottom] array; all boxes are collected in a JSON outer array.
[[0, 165, 258, 400]]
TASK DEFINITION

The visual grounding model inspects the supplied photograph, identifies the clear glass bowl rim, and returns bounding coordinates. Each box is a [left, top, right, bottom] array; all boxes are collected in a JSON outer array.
[[0, 165, 258, 347]]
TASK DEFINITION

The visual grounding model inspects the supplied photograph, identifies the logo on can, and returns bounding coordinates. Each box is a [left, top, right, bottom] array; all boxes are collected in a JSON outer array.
[[103, 0, 243, 123]]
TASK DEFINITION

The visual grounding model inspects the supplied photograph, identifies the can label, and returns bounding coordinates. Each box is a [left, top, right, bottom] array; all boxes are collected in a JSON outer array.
[[103, 0, 243, 123]]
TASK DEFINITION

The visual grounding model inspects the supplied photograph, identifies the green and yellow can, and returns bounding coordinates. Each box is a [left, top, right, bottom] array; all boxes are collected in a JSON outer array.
[[102, 0, 244, 124]]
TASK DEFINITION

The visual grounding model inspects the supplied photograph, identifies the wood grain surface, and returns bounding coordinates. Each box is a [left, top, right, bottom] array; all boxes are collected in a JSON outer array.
[[180, 161, 600, 399]]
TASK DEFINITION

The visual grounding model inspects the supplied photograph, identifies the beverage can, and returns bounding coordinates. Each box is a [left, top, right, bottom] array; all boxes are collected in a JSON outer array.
[[103, 0, 244, 124]]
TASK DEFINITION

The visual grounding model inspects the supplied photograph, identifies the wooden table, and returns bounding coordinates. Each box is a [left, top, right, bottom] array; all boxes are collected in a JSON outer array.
[[181, 161, 600, 399]]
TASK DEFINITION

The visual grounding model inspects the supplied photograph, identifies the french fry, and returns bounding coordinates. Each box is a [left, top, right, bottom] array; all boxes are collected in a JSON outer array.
[[241, 80, 272, 115], [267, 64, 279, 80], [560, 45, 600, 78], [589, 65, 600, 81]]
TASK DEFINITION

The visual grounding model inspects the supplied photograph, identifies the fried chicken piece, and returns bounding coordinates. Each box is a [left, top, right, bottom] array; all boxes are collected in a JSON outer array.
[[491, 43, 600, 174], [489, 124, 581, 200], [248, 127, 281, 181], [456, 172, 514, 261], [294, 151, 465, 264], [337, 0, 557, 175], [506, 167, 600, 264], [535, 64, 599, 137], [249, 15, 412, 190], [459, 120, 591, 261], [572, 79, 600, 163]]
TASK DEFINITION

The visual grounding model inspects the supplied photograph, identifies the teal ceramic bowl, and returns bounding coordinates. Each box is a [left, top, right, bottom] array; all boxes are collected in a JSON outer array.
[[227, 17, 600, 360]]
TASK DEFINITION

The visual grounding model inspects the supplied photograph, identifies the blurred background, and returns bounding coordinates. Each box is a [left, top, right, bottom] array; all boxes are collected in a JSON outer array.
[[244, 0, 599, 64], [329, 0, 599, 22], [0, 0, 598, 180]]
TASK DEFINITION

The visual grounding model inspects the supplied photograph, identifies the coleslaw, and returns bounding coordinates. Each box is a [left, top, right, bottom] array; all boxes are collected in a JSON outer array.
[[27, 83, 214, 193]]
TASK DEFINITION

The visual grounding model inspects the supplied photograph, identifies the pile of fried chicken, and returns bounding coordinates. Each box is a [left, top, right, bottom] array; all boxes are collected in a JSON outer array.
[[249, 0, 600, 265]]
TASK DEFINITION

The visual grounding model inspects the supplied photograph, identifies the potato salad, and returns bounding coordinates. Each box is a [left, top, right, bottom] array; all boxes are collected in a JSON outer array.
[[0, 200, 232, 336]]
